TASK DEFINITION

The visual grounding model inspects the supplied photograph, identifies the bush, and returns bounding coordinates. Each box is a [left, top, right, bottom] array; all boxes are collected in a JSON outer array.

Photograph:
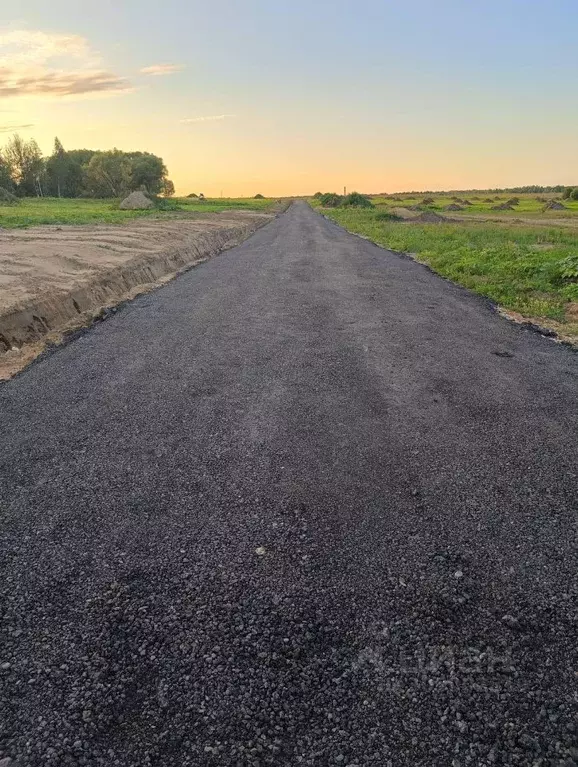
[[562, 187, 574, 199], [341, 192, 373, 208], [319, 192, 343, 208], [571, 188, 578, 201], [187, 193, 198, 198], [557, 255, 578, 280], [0, 186, 19, 205], [254, 193, 264, 199]]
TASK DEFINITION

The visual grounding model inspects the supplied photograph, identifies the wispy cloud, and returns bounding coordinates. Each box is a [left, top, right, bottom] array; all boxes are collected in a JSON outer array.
[[180, 114, 235, 124], [0, 68, 130, 98], [141, 63, 183, 76], [0, 28, 130, 100], [0, 122, 34, 132]]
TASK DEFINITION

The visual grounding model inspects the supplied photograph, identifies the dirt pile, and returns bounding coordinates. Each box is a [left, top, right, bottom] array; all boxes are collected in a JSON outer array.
[[421, 197, 435, 205], [410, 211, 447, 224], [119, 191, 155, 210], [492, 203, 515, 211], [444, 204, 464, 211], [543, 200, 567, 211]]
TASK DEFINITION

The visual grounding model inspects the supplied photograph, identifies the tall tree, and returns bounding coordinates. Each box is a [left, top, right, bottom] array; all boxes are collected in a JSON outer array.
[[128, 152, 168, 195], [0, 155, 14, 192], [83, 150, 132, 197], [45, 137, 68, 197], [2, 135, 44, 197]]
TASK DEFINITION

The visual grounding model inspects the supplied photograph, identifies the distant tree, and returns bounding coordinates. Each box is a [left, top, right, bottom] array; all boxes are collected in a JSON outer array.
[[0, 155, 14, 192], [45, 137, 69, 197], [2, 134, 44, 196], [562, 187, 574, 199], [187, 192, 198, 198], [313, 192, 323, 199], [571, 188, 578, 201], [83, 150, 132, 197], [128, 152, 168, 195], [161, 178, 175, 197]]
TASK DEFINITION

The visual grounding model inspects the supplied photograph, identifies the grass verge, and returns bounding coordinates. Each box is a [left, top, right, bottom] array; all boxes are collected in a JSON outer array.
[[0, 196, 282, 228], [313, 203, 578, 342]]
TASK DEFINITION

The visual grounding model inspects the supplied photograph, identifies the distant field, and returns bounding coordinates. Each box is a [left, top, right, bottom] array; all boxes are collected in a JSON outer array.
[[0, 196, 279, 229], [369, 192, 578, 219], [312, 193, 578, 341]]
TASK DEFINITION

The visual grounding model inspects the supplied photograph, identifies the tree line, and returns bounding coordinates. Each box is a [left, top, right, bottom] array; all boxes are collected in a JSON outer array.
[[0, 135, 175, 199]]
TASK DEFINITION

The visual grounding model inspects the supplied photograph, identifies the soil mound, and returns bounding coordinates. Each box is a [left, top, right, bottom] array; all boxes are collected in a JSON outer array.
[[543, 200, 567, 211], [421, 197, 435, 205], [462, 200, 473, 206], [119, 191, 155, 210], [483, 198, 494, 203], [491, 203, 514, 211], [506, 198, 520, 206], [411, 211, 447, 224], [444, 204, 464, 211]]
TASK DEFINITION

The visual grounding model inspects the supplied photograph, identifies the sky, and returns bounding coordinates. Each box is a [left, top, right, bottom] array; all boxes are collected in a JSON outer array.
[[1, 0, 577, 196]]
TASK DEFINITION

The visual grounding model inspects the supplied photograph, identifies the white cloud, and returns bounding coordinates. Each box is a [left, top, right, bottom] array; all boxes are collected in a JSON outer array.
[[180, 114, 235, 124], [0, 28, 130, 100], [141, 64, 183, 76]]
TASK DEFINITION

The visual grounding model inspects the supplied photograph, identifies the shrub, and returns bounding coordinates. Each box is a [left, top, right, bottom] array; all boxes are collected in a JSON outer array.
[[557, 255, 578, 280], [187, 193, 198, 198], [254, 193, 264, 199], [562, 187, 573, 199], [319, 192, 343, 208], [571, 188, 578, 201], [0, 186, 19, 205], [341, 192, 373, 208], [313, 192, 323, 199]]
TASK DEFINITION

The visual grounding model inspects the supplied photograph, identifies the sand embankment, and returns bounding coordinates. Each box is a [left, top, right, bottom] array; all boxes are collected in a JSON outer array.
[[0, 211, 273, 378]]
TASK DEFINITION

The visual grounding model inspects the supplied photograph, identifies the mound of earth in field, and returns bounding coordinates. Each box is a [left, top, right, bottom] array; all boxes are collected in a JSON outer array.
[[483, 198, 494, 203], [0, 186, 18, 205], [543, 200, 567, 211], [462, 200, 473, 206], [411, 211, 447, 224], [119, 191, 155, 210], [444, 204, 464, 211], [506, 198, 520, 206], [492, 203, 514, 211], [421, 197, 435, 205]]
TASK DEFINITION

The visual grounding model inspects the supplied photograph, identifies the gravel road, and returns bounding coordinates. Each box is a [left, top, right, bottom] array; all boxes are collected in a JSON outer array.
[[1, 201, 577, 766]]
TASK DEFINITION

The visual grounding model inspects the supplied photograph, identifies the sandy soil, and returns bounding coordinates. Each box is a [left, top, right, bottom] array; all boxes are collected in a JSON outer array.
[[0, 212, 272, 377]]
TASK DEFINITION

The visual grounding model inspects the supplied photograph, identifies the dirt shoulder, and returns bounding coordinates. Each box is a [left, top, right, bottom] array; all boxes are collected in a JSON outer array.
[[0, 211, 274, 379]]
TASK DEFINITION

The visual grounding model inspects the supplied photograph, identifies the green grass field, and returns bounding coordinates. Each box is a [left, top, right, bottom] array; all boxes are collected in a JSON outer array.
[[312, 195, 578, 340], [0, 196, 279, 228], [366, 193, 578, 218]]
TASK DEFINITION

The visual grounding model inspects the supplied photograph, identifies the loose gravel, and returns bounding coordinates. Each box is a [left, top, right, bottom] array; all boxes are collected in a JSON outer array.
[[1, 202, 577, 766]]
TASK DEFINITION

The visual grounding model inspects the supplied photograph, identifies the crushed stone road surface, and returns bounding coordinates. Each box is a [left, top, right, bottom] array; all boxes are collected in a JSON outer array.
[[1, 201, 577, 766]]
